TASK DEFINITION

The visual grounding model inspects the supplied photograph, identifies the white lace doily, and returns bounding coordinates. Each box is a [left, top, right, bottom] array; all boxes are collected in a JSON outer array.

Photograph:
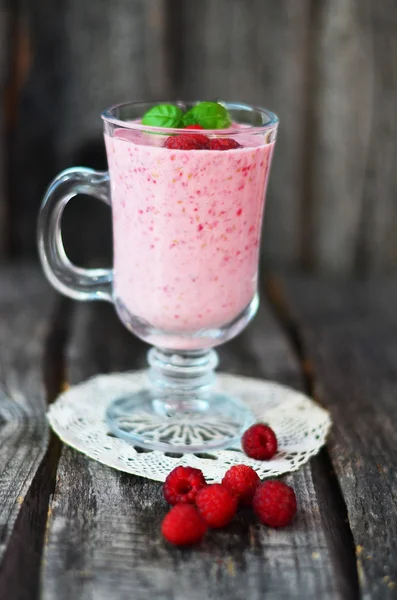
[[47, 372, 331, 483]]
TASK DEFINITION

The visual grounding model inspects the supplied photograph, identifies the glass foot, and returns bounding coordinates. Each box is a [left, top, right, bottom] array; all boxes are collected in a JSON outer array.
[[106, 390, 253, 452], [105, 348, 254, 452]]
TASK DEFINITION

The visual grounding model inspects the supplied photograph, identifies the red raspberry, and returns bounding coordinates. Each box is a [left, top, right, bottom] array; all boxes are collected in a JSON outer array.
[[196, 483, 237, 528], [162, 504, 207, 545], [165, 133, 209, 150], [163, 466, 206, 505], [208, 138, 241, 150], [242, 423, 278, 460], [184, 124, 204, 130], [253, 480, 297, 528], [222, 465, 261, 507]]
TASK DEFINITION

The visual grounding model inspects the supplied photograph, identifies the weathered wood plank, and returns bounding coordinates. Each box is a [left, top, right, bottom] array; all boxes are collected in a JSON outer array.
[[43, 292, 356, 599], [359, 1, 397, 272], [308, 0, 397, 274], [307, 0, 373, 273], [0, 0, 11, 256], [281, 276, 397, 599], [0, 265, 56, 599], [11, 0, 170, 257], [177, 0, 310, 269]]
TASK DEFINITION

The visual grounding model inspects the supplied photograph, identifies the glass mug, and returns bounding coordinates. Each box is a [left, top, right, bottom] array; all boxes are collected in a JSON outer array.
[[38, 101, 278, 452]]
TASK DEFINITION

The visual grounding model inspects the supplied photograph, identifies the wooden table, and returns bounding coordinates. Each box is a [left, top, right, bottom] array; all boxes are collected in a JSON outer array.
[[1, 264, 396, 600]]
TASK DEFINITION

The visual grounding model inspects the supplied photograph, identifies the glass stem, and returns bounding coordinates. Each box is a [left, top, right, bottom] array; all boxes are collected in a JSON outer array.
[[148, 348, 219, 414]]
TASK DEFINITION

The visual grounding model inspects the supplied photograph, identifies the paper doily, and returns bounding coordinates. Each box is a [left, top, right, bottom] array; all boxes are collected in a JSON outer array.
[[47, 372, 331, 483]]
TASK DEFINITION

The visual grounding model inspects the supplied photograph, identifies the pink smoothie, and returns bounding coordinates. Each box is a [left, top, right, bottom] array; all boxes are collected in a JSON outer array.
[[105, 128, 274, 342]]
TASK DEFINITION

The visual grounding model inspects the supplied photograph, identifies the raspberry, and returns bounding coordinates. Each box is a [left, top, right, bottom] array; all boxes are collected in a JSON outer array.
[[222, 465, 261, 507], [163, 466, 206, 505], [165, 133, 209, 150], [253, 480, 297, 528], [242, 423, 278, 460], [162, 504, 207, 545], [196, 483, 237, 528], [184, 124, 204, 130], [208, 138, 241, 150]]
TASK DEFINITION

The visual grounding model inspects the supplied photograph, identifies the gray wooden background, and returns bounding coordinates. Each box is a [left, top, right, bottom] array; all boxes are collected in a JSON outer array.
[[1, 0, 396, 274]]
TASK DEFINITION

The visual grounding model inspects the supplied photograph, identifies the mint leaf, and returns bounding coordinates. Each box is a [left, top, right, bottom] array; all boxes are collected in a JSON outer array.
[[182, 102, 231, 129], [141, 104, 183, 128]]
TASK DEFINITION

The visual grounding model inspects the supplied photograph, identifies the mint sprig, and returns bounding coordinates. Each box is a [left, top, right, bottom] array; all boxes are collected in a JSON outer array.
[[182, 102, 231, 129], [141, 101, 232, 130], [141, 104, 183, 128]]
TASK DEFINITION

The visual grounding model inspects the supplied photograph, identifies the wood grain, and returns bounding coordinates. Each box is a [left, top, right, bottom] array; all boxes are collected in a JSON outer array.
[[0, 266, 54, 599], [177, 0, 310, 269], [282, 276, 397, 599], [42, 294, 356, 599]]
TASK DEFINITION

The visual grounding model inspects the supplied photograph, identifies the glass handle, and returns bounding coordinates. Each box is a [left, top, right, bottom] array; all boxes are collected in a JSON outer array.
[[37, 167, 113, 302]]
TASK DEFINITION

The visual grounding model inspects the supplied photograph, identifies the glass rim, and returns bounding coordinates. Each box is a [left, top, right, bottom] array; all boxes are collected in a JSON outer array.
[[101, 100, 279, 135]]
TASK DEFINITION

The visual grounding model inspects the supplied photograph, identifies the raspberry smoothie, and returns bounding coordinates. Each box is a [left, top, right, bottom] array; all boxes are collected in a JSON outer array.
[[105, 129, 274, 347]]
